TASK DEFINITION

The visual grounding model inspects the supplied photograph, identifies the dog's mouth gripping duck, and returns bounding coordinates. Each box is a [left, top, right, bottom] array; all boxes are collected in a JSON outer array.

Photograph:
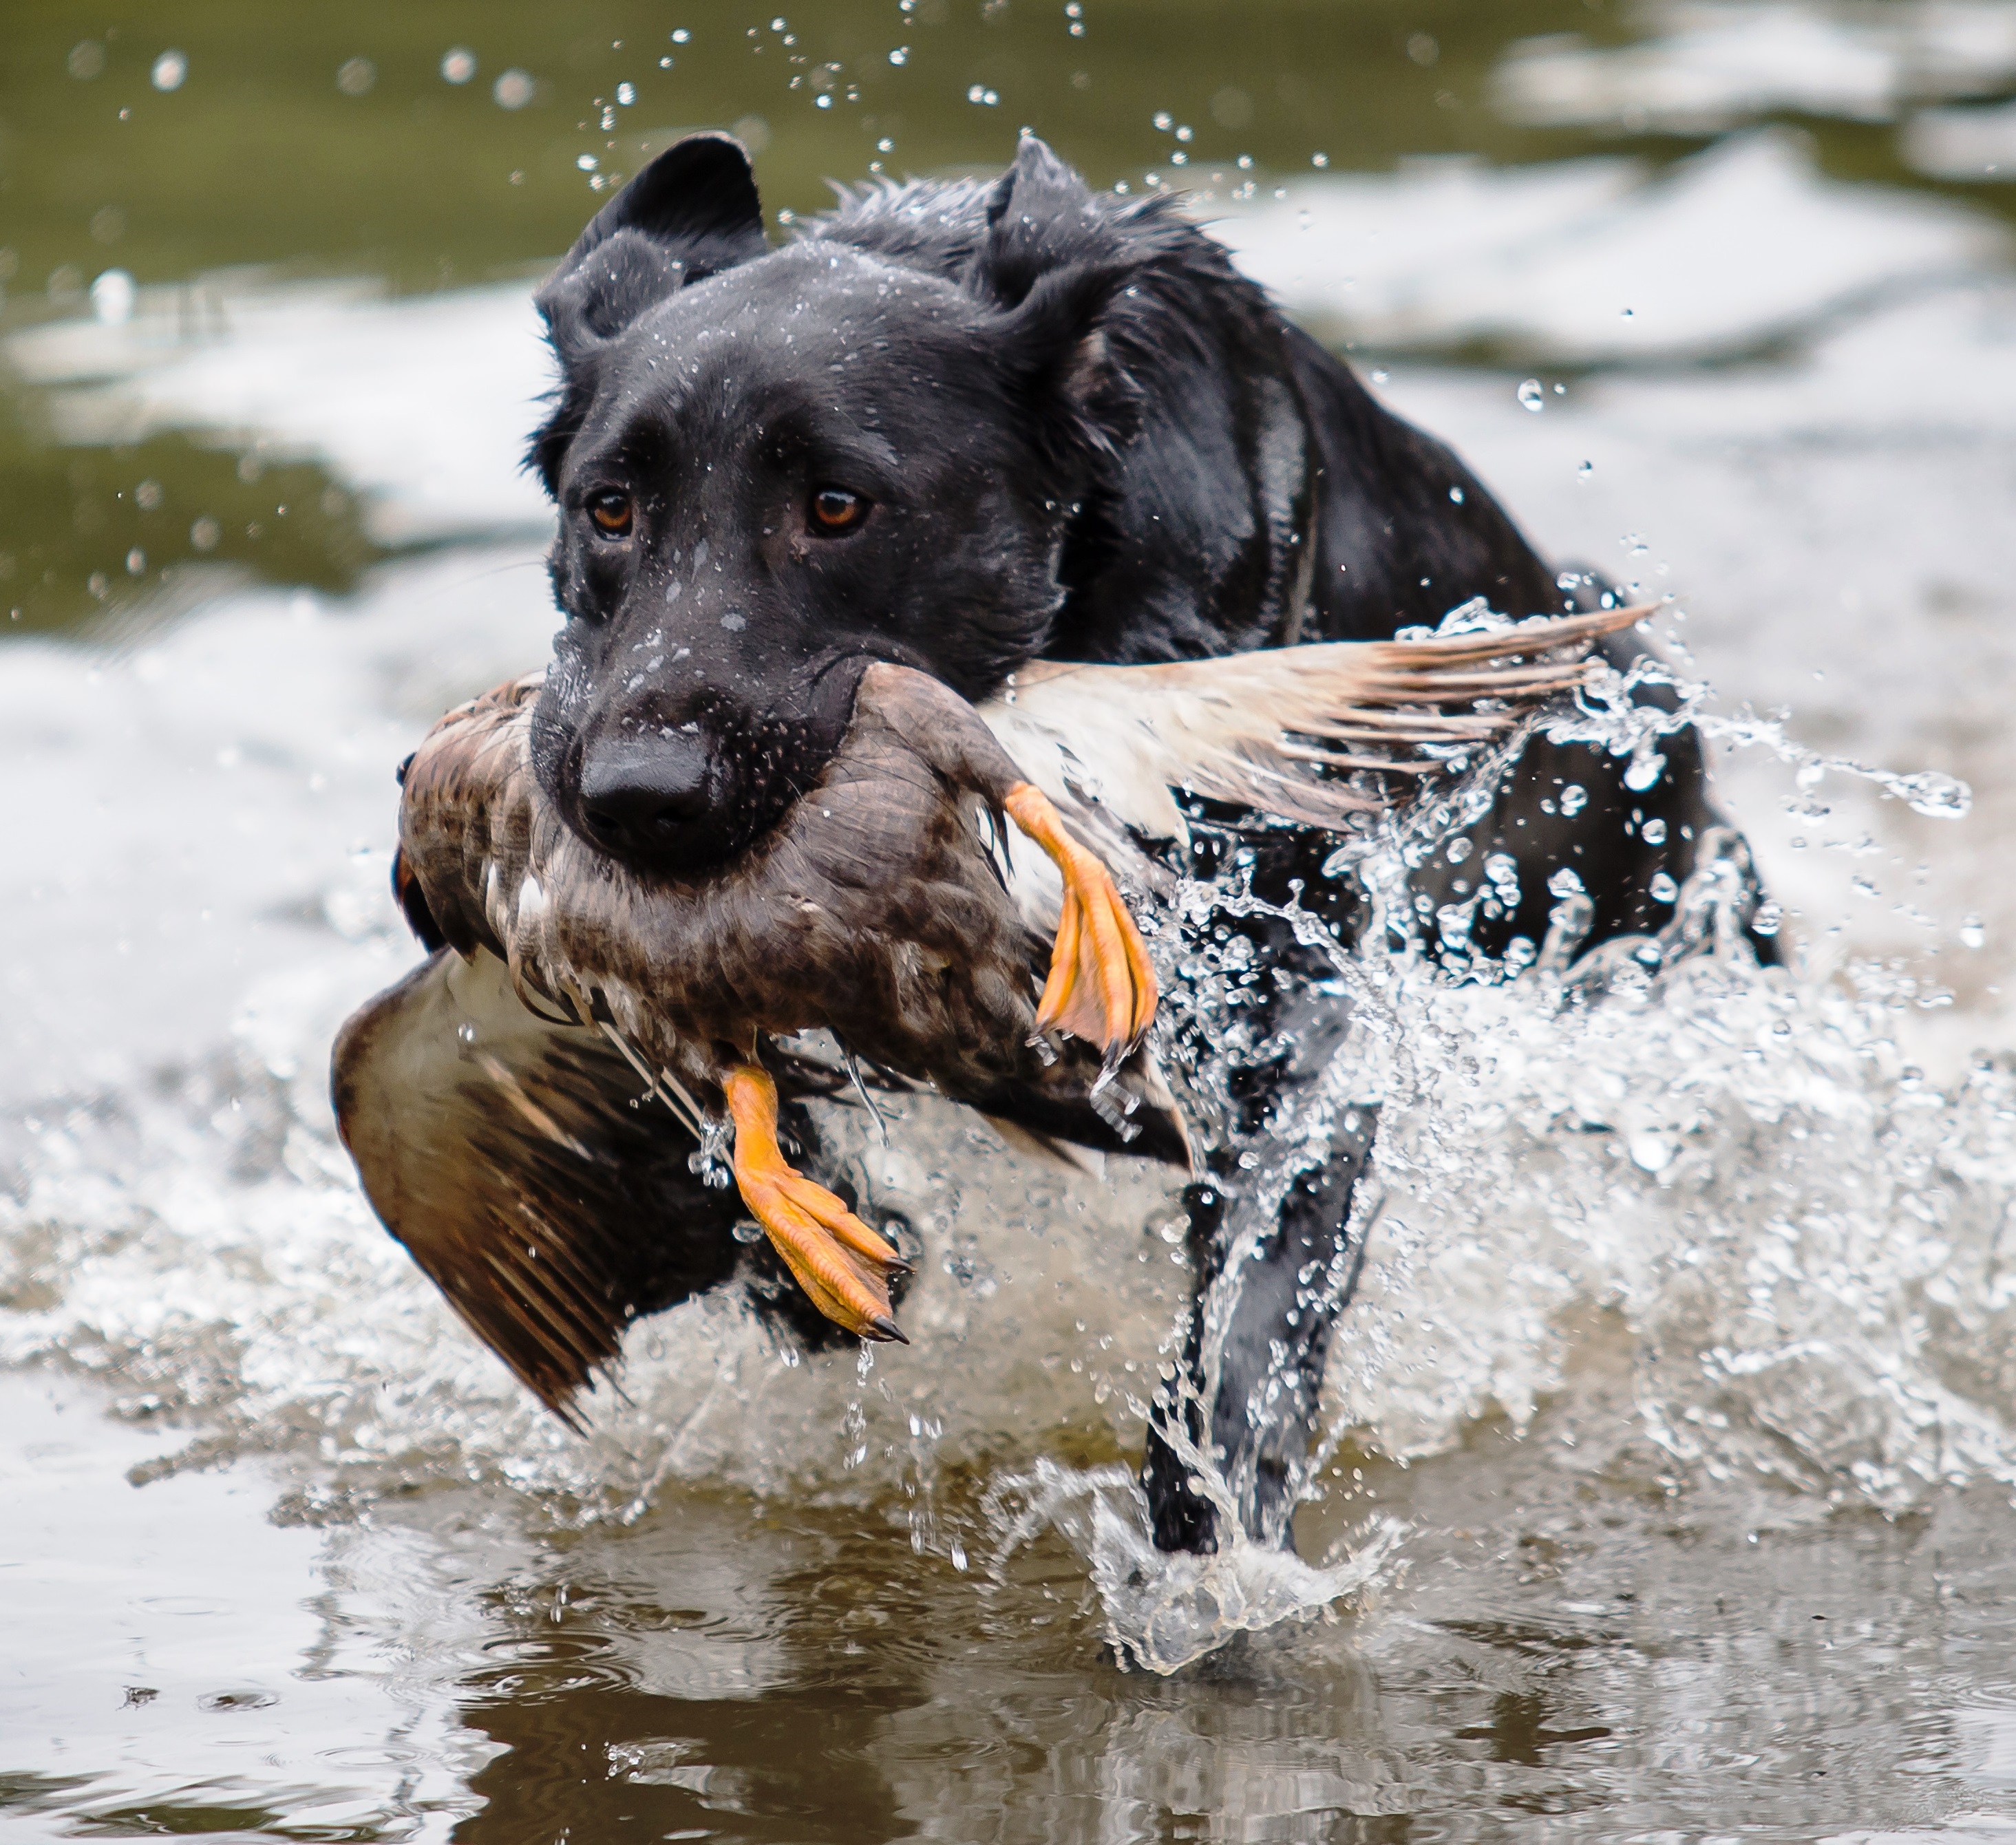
[[332, 605, 1647, 1423]]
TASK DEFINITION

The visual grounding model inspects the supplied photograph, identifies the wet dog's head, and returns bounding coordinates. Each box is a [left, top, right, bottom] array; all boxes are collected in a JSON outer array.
[[527, 133, 1139, 879]]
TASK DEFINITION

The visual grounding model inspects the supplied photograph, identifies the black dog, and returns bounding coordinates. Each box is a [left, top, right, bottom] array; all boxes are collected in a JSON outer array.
[[512, 131, 1763, 1554]]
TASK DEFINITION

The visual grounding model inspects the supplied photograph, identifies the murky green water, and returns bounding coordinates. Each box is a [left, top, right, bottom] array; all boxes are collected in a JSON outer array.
[[7, 1, 2016, 1839]]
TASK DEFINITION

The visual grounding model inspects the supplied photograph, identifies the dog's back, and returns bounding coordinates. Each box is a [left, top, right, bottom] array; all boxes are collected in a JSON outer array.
[[811, 149, 1564, 665]]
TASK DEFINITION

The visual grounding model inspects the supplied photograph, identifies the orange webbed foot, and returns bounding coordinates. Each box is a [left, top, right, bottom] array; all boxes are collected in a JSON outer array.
[[1001, 782, 1158, 1057], [725, 1065, 909, 1343]]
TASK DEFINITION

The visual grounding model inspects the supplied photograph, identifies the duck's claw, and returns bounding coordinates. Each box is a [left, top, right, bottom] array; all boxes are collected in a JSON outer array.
[[724, 1065, 907, 1343], [1002, 782, 1159, 1055]]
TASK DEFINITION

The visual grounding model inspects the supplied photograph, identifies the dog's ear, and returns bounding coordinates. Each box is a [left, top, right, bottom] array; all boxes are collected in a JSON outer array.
[[539, 132, 765, 345], [990, 264, 1145, 477], [529, 134, 767, 491], [970, 134, 1105, 310], [973, 137, 1143, 473]]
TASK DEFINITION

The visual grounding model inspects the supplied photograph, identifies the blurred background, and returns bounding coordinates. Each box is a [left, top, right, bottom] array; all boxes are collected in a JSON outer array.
[[8, 6, 2016, 1839], [4, 0, 2012, 630]]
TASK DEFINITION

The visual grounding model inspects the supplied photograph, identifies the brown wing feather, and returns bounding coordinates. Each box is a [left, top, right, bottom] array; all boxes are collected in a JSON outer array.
[[988, 603, 1655, 837], [330, 946, 747, 1421]]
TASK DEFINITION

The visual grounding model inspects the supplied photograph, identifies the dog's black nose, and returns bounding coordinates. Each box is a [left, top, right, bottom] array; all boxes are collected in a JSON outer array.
[[577, 737, 714, 859]]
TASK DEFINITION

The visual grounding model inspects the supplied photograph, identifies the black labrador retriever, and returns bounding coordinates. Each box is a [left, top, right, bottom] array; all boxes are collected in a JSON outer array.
[[509, 131, 1764, 1554]]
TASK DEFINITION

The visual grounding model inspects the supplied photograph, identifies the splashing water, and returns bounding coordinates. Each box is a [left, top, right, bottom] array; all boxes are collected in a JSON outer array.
[[0, 602, 2001, 1672], [1553, 644, 1973, 821], [983, 1458, 1409, 1673], [993, 612, 1997, 1665]]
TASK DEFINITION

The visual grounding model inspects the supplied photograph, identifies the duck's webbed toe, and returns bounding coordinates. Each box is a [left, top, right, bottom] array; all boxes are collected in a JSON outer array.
[[724, 1065, 911, 1343], [1003, 782, 1158, 1057]]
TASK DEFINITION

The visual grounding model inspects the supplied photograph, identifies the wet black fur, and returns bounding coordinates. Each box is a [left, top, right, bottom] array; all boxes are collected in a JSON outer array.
[[518, 132, 1765, 1554]]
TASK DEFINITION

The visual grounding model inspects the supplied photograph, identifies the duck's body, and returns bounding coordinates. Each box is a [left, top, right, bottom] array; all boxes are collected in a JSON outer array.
[[333, 606, 1645, 1426], [388, 661, 1172, 1160]]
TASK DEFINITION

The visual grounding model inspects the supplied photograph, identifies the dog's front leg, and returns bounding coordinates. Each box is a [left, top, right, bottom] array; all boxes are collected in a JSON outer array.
[[1138, 903, 1375, 1555], [1141, 1099, 1375, 1554]]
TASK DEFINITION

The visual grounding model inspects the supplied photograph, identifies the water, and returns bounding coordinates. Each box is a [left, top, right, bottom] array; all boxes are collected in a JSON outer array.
[[8, 0, 2016, 1837]]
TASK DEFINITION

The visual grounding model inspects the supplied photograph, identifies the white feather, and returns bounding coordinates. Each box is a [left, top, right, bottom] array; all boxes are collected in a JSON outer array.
[[976, 605, 1651, 846]]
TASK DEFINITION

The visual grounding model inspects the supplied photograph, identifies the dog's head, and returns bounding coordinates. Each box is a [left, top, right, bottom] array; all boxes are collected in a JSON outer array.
[[526, 133, 1140, 879]]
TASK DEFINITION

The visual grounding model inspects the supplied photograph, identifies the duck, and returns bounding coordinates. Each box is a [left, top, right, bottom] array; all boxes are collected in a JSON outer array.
[[332, 605, 1647, 1419]]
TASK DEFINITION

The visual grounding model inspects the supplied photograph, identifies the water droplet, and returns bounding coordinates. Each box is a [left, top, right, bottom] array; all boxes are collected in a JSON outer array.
[[89, 269, 134, 326], [1547, 866, 1585, 899], [615, 81, 635, 105], [493, 68, 535, 110], [1640, 815, 1665, 844], [335, 57, 376, 97], [1648, 871, 1679, 904], [151, 50, 187, 92], [1560, 785, 1588, 817], [441, 47, 476, 85], [1962, 916, 1986, 949], [1448, 485, 1465, 504], [1517, 378, 1545, 412], [577, 153, 599, 171], [1630, 1133, 1675, 1173], [1896, 771, 1971, 820]]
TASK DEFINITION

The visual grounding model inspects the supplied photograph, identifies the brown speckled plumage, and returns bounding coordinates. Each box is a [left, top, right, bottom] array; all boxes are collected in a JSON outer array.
[[335, 606, 1652, 1416], [395, 661, 1178, 1152]]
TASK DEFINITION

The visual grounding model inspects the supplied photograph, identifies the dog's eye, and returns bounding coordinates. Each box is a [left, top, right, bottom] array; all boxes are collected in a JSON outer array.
[[586, 490, 633, 538], [808, 487, 869, 535]]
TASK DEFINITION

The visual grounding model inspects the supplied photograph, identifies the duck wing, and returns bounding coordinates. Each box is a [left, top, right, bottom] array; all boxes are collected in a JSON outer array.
[[330, 945, 757, 1422], [982, 604, 1653, 841]]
